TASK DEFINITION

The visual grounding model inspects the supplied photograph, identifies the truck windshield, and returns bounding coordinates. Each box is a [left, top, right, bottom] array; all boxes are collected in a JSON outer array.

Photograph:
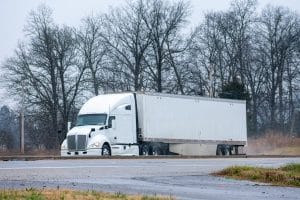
[[76, 114, 107, 126]]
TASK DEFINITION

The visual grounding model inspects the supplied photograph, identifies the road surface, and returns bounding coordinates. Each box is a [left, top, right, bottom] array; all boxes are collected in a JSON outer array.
[[0, 157, 299, 200]]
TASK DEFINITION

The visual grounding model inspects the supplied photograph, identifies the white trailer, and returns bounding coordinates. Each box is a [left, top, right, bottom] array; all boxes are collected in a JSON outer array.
[[61, 92, 247, 156]]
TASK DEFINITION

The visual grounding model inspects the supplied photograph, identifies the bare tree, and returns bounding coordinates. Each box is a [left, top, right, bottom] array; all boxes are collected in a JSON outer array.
[[165, 36, 190, 94], [54, 26, 86, 141], [0, 106, 18, 150], [4, 5, 85, 148], [226, 0, 257, 82], [189, 12, 225, 97], [100, 0, 152, 91], [142, 0, 190, 92], [77, 15, 107, 95], [258, 6, 300, 130]]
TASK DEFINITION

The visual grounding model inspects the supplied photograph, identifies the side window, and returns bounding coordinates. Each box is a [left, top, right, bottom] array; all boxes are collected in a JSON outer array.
[[108, 116, 116, 128]]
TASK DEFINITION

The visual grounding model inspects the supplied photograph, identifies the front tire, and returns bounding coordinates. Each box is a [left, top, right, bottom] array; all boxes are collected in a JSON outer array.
[[102, 144, 111, 156]]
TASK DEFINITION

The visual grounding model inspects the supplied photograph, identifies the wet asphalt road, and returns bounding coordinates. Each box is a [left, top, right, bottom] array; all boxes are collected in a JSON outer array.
[[0, 157, 299, 200]]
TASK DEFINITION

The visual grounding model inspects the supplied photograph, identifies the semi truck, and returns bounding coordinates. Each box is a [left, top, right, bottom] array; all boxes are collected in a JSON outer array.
[[60, 92, 247, 156]]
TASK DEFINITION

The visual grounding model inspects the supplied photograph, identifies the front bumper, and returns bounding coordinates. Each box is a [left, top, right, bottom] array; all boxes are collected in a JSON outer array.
[[61, 148, 102, 156]]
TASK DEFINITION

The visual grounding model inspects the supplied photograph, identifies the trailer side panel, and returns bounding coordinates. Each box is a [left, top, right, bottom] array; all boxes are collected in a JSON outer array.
[[136, 93, 247, 144]]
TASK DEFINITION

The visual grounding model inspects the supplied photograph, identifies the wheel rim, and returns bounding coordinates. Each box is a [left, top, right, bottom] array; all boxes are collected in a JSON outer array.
[[142, 146, 149, 156], [217, 147, 222, 156], [152, 148, 160, 156], [225, 148, 230, 156], [102, 146, 110, 156]]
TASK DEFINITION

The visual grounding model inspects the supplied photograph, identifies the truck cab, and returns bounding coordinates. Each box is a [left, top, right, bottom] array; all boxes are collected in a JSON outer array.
[[60, 93, 139, 156]]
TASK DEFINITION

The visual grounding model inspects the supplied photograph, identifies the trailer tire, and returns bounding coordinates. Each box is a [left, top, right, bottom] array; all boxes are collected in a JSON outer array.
[[234, 146, 239, 155], [216, 145, 223, 156], [102, 144, 111, 156], [224, 147, 230, 156], [141, 144, 150, 156], [152, 146, 162, 156]]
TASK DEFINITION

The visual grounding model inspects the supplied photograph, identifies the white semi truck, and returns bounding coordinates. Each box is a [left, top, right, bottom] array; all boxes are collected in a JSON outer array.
[[60, 92, 247, 156]]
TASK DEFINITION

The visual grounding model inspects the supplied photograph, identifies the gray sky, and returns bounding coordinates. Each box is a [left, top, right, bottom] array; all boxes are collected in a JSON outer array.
[[0, 0, 300, 107]]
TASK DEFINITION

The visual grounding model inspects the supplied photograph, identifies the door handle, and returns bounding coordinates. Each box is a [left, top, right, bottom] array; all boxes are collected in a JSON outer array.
[[114, 137, 117, 140]]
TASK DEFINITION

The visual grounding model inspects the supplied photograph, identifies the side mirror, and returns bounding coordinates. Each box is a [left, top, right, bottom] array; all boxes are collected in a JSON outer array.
[[108, 116, 116, 129], [89, 128, 95, 138]]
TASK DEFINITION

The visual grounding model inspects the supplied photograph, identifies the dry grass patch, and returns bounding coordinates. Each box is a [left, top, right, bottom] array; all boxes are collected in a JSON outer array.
[[0, 149, 60, 156], [247, 132, 300, 155], [0, 188, 174, 200], [213, 163, 300, 187]]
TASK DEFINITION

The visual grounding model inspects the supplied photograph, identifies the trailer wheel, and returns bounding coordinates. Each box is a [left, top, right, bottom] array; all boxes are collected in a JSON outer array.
[[224, 147, 230, 156], [102, 144, 111, 156], [141, 144, 150, 156], [152, 146, 162, 156], [216, 145, 223, 156], [234, 146, 239, 155]]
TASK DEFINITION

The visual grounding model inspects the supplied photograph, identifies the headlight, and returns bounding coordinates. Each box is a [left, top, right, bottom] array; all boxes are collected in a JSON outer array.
[[88, 142, 101, 148]]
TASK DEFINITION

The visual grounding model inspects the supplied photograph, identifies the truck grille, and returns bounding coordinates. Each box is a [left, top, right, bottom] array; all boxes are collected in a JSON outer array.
[[67, 135, 87, 151], [77, 135, 87, 150], [67, 135, 76, 150]]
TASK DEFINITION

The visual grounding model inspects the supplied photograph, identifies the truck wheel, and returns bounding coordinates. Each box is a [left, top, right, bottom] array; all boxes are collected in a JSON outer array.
[[234, 146, 239, 155], [102, 144, 111, 156], [141, 144, 150, 156], [224, 147, 230, 156], [216, 146, 223, 156], [152, 146, 162, 156]]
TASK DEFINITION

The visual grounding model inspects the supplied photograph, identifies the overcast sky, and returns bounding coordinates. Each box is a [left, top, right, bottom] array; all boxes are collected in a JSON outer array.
[[0, 0, 300, 107]]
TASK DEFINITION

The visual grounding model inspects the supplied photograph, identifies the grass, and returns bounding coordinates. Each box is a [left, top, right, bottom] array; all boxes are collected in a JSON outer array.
[[0, 188, 174, 200], [266, 146, 300, 155], [0, 149, 60, 156], [213, 163, 300, 187], [247, 132, 300, 155]]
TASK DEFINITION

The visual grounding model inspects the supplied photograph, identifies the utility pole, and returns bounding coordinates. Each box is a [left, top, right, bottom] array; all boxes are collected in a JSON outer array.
[[20, 112, 24, 154], [209, 64, 214, 98], [20, 78, 25, 154]]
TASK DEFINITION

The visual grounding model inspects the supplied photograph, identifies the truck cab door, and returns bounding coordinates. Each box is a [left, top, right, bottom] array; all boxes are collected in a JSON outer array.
[[107, 104, 136, 144], [107, 116, 117, 143]]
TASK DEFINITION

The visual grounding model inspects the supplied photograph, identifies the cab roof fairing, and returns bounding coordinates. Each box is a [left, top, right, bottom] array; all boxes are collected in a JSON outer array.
[[78, 93, 134, 116]]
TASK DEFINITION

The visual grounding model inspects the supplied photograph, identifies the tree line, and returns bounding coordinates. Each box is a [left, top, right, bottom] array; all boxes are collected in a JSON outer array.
[[1, 0, 300, 150]]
